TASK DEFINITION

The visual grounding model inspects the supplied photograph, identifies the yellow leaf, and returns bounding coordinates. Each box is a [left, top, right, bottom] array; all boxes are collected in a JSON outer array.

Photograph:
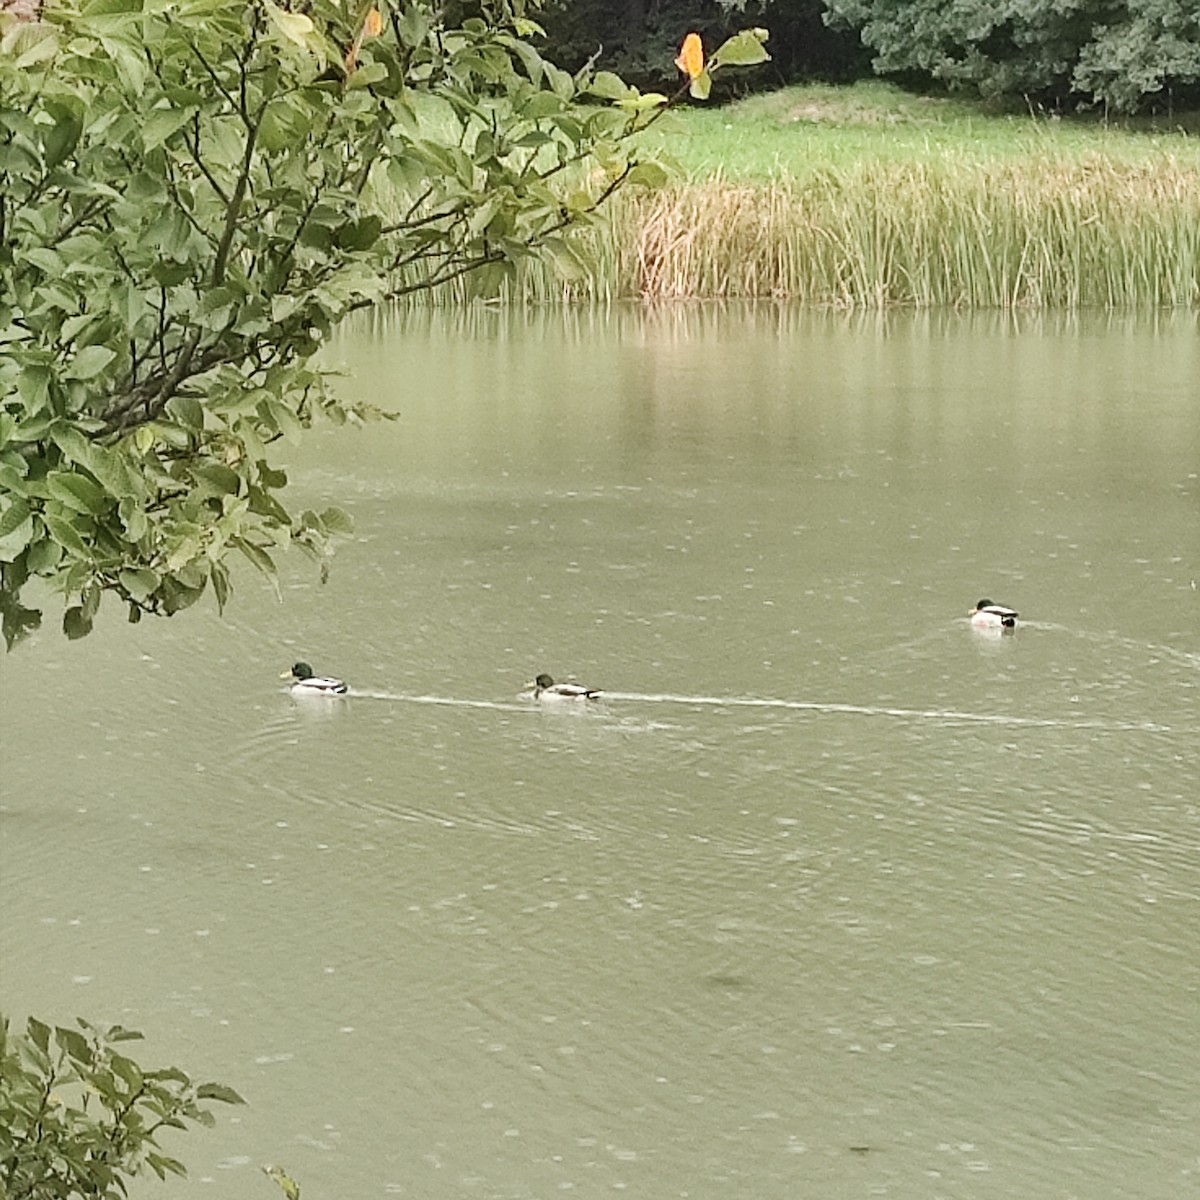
[[364, 7, 383, 37], [674, 32, 704, 81]]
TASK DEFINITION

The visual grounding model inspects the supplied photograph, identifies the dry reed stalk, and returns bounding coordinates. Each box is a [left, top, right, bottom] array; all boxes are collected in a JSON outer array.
[[615, 157, 1200, 307], [384, 154, 1200, 308]]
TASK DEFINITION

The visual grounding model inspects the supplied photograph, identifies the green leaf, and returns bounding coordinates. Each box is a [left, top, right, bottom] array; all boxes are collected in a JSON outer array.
[[233, 537, 277, 576], [47, 471, 109, 516], [26, 537, 63, 572], [63, 605, 94, 639], [27, 1016, 51, 1052], [55, 1025, 92, 1062], [50, 425, 97, 469], [335, 215, 383, 252], [142, 107, 193, 150], [166, 395, 205, 432], [166, 534, 202, 572], [318, 506, 353, 535], [146, 1153, 187, 1180], [119, 568, 159, 601], [160, 576, 206, 614], [709, 29, 771, 70], [66, 345, 117, 381], [346, 63, 388, 90], [87, 445, 141, 502], [80, 583, 102, 620], [264, 1, 315, 46], [616, 92, 669, 112], [9, 23, 59, 69], [43, 109, 83, 169], [2, 597, 42, 650], [44, 512, 91, 558], [0, 498, 32, 540], [106, 1025, 145, 1043], [266, 400, 303, 444], [209, 560, 230, 612], [259, 99, 309, 153], [626, 161, 669, 189], [588, 71, 630, 101], [508, 37, 544, 87], [110, 1052, 144, 1092], [0, 465, 28, 498], [688, 70, 713, 101], [258, 463, 288, 489], [119, 498, 148, 541], [546, 63, 574, 100], [196, 1082, 246, 1105], [396, 5, 428, 46], [194, 464, 241, 495], [521, 91, 564, 119]]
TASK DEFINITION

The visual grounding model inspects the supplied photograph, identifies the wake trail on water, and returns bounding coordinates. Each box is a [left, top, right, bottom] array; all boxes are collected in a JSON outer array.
[[345, 689, 1176, 733], [348, 690, 531, 712], [604, 693, 1174, 732]]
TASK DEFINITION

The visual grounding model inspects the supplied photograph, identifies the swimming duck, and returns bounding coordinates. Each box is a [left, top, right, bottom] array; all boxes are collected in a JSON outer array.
[[282, 661, 349, 695], [969, 600, 1018, 630], [527, 673, 602, 701]]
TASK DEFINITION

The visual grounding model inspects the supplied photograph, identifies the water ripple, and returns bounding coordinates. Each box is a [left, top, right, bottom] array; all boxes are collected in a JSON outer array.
[[263, 688, 1183, 735], [603, 693, 1177, 734]]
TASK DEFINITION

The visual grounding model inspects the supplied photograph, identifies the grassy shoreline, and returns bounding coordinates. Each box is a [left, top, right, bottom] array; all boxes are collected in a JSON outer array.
[[641, 82, 1200, 180], [437, 83, 1200, 307]]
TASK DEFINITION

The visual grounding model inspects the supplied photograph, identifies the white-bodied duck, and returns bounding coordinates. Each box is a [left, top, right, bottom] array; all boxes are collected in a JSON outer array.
[[969, 599, 1018, 630], [282, 661, 349, 695]]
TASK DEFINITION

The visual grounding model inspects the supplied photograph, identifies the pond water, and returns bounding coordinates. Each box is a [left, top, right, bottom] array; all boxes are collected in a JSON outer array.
[[2, 306, 1198, 1200]]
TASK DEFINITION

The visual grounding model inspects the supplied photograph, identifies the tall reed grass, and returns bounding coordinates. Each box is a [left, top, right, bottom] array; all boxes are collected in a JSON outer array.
[[403, 154, 1200, 308]]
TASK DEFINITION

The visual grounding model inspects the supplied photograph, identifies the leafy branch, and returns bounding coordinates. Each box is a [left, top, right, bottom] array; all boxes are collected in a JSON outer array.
[[0, 0, 768, 645], [0, 1015, 245, 1200]]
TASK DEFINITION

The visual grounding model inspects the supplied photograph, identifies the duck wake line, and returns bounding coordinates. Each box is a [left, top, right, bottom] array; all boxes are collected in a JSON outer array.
[[605, 693, 1175, 733], [345, 690, 1174, 733], [349, 691, 532, 712]]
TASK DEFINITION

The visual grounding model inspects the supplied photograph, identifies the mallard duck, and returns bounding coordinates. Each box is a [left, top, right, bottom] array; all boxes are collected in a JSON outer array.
[[282, 661, 349, 695], [969, 599, 1018, 630], [527, 673, 602, 701]]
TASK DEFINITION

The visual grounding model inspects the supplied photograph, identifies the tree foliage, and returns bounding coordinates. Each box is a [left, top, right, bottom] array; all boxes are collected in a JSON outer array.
[[538, 0, 860, 92], [0, 0, 674, 646], [823, 0, 1200, 113], [0, 1014, 243, 1199], [1074, 0, 1200, 112]]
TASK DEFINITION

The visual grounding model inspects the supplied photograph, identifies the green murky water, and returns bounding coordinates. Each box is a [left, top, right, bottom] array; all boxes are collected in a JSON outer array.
[[2, 307, 1197, 1199]]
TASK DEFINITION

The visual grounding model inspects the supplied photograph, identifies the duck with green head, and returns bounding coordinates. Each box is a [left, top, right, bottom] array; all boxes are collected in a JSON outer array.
[[282, 662, 349, 695], [526, 673, 602, 701]]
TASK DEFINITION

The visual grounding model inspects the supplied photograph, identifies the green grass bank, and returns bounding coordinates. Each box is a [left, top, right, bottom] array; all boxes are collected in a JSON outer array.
[[450, 83, 1200, 307]]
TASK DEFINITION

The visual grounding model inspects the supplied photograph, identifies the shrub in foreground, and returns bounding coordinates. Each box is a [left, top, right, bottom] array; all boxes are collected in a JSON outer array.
[[0, 1015, 243, 1199]]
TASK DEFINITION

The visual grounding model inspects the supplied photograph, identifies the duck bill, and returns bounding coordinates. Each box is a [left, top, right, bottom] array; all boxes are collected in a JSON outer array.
[[280, 670, 294, 679]]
